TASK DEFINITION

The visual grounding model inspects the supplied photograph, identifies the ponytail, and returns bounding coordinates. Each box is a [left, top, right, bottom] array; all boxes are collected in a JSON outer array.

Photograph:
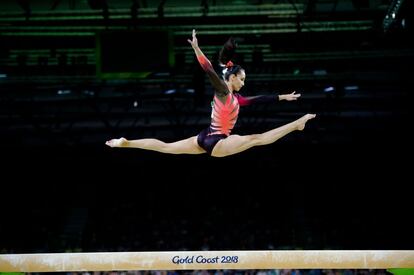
[[219, 37, 244, 81]]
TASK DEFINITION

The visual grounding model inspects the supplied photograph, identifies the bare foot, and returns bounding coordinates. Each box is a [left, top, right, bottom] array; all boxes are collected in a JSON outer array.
[[296, 114, 316, 130], [105, 137, 127, 148]]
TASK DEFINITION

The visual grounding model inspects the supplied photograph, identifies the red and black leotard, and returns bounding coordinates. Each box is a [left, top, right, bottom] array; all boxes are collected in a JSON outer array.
[[195, 54, 276, 154]]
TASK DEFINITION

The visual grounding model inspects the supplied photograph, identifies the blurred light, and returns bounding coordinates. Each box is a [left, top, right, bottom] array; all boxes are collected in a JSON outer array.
[[165, 89, 176, 95], [313, 69, 327, 76], [57, 90, 71, 95], [383, 0, 405, 32], [133, 101, 138, 107], [344, 85, 359, 91], [186, 89, 195, 94], [324, 86, 335, 93], [83, 90, 95, 96], [154, 72, 170, 76], [0, 74, 7, 78]]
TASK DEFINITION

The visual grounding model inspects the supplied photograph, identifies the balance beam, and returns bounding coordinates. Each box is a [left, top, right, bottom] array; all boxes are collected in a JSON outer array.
[[1, 250, 413, 272]]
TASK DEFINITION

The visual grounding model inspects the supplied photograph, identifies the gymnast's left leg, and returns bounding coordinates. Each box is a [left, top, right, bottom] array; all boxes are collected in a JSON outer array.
[[105, 136, 206, 154]]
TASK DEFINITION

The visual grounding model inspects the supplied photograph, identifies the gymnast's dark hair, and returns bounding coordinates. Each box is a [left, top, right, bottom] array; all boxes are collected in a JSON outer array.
[[219, 37, 244, 81]]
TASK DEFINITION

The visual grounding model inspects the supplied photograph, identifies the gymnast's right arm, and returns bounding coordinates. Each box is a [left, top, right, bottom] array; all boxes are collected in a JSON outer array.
[[188, 29, 228, 98]]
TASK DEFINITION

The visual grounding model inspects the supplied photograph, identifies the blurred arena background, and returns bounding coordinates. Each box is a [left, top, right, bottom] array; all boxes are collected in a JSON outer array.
[[0, 1, 413, 272]]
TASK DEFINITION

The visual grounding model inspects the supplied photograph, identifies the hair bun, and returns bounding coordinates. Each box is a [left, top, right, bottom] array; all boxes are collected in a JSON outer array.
[[225, 61, 234, 68]]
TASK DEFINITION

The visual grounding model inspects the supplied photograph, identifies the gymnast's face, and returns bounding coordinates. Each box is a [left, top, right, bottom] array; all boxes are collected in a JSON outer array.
[[229, 70, 246, 92]]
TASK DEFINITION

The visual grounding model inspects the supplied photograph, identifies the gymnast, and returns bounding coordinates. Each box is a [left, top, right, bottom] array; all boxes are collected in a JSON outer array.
[[106, 29, 316, 157]]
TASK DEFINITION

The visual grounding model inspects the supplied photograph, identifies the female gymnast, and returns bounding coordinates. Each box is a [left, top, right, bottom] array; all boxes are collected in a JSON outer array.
[[106, 30, 316, 157]]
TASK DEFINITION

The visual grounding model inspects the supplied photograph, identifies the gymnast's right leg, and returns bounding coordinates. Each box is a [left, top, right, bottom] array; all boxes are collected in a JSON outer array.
[[105, 136, 206, 154], [211, 114, 316, 157]]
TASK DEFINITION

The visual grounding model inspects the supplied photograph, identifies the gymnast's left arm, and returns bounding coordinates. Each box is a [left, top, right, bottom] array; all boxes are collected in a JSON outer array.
[[278, 91, 301, 101], [235, 91, 301, 106]]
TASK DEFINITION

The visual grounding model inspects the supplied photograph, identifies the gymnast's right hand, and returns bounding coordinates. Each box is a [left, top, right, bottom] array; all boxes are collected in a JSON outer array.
[[105, 137, 127, 148]]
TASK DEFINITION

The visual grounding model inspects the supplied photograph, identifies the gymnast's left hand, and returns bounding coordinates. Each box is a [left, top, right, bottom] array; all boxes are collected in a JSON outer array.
[[279, 91, 301, 101]]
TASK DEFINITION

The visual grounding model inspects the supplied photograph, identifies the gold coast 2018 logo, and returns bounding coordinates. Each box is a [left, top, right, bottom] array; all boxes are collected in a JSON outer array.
[[172, 255, 239, 264]]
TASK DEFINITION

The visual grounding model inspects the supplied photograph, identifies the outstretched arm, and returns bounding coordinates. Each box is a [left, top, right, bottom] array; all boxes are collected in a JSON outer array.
[[187, 29, 212, 72], [278, 91, 301, 101], [188, 29, 228, 97], [235, 91, 301, 106]]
